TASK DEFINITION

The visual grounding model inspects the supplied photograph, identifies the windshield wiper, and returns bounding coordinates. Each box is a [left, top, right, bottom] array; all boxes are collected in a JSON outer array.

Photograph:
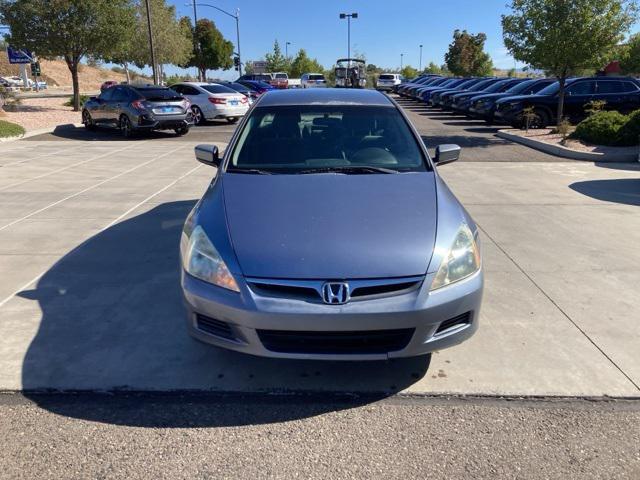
[[296, 166, 398, 175], [226, 168, 273, 175]]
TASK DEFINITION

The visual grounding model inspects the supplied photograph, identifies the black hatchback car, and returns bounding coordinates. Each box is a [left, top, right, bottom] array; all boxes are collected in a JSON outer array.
[[82, 84, 194, 137], [494, 76, 640, 128]]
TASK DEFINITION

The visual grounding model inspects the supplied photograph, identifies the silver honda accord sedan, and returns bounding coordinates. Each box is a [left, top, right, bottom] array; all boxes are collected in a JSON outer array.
[[180, 88, 483, 360]]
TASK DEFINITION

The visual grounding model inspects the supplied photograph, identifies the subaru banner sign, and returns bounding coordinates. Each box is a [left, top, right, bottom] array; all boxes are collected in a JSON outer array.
[[7, 46, 32, 64]]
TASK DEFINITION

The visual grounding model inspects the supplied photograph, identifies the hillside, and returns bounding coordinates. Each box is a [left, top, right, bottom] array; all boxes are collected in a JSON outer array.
[[0, 57, 127, 90]]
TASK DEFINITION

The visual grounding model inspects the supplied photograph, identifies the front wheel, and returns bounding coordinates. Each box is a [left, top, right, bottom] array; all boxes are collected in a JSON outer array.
[[227, 117, 238, 124], [174, 126, 190, 136]]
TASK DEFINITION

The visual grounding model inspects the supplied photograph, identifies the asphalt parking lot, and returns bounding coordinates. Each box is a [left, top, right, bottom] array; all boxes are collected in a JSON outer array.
[[2, 96, 640, 477], [2, 98, 639, 397]]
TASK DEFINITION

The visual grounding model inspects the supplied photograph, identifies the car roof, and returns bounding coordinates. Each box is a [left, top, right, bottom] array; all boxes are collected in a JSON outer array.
[[257, 88, 394, 107]]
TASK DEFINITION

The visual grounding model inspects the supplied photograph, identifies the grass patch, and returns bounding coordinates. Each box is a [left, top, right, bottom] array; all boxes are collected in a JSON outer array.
[[0, 119, 26, 138]]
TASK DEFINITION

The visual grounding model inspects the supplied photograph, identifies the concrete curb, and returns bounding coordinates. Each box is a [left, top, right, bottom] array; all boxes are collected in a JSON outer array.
[[0, 123, 84, 143], [497, 129, 639, 163]]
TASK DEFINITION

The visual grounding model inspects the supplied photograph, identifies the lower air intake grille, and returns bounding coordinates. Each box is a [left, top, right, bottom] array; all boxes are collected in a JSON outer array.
[[196, 314, 236, 340], [435, 312, 471, 335], [257, 328, 415, 355]]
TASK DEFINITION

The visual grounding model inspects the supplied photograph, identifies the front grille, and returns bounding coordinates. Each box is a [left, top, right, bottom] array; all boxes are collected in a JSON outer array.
[[195, 314, 236, 340], [247, 277, 423, 304], [435, 312, 471, 335], [257, 328, 415, 355]]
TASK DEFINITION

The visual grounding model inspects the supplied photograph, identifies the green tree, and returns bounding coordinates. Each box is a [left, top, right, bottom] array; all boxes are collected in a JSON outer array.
[[502, 0, 637, 126], [621, 33, 640, 74], [265, 40, 289, 73], [401, 65, 419, 79], [0, 0, 135, 110], [289, 49, 324, 77], [424, 62, 443, 75], [444, 30, 494, 77], [181, 18, 234, 80]]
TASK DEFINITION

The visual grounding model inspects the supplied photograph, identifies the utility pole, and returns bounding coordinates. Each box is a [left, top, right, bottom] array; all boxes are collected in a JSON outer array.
[[144, 0, 158, 85], [286, 41, 291, 60], [419, 44, 423, 72], [191, 0, 200, 81], [400, 53, 404, 71]]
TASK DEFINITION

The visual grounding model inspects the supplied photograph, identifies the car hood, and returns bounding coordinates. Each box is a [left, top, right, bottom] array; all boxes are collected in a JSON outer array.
[[222, 172, 438, 279], [495, 94, 543, 104]]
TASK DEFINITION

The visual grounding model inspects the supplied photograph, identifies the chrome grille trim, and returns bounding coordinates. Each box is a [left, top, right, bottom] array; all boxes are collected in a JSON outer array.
[[247, 276, 424, 303]]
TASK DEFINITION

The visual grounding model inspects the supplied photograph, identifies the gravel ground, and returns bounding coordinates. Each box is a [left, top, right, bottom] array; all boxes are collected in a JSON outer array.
[[0, 394, 639, 479], [1, 97, 80, 132]]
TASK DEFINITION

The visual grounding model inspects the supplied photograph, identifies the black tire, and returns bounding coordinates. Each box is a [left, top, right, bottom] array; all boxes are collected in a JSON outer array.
[[227, 117, 238, 124], [82, 110, 95, 130], [119, 114, 134, 138], [191, 105, 204, 125], [174, 126, 190, 136], [516, 108, 550, 130]]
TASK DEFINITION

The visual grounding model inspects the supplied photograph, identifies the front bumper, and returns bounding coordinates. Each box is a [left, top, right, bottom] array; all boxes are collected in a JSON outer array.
[[182, 269, 483, 360]]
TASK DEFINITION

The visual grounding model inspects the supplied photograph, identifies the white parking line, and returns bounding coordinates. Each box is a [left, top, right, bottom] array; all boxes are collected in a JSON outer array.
[[0, 141, 150, 192], [0, 162, 203, 310], [0, 143, 86, 167], [0, 144, 188, 232]]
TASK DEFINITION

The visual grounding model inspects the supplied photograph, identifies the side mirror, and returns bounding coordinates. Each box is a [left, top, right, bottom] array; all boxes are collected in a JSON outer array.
[[195, 144, 220, 167], [434, 144, 461, 166]]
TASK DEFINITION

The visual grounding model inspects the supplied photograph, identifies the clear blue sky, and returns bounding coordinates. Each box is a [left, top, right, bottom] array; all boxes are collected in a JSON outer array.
[[162, 0, 639, 79]]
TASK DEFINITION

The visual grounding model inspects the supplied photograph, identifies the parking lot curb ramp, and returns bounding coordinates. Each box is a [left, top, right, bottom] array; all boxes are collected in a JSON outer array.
[[497, 129, 639, 163]]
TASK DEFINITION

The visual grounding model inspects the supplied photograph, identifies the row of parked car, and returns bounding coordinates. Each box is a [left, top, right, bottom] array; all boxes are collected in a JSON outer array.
[[394, 74, 640, 128], [85, 78, 281, 137]]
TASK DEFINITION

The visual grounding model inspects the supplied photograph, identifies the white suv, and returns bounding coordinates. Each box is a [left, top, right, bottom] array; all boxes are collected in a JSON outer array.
[[376, 73, 402, 91], [301, 73, 327, 88]]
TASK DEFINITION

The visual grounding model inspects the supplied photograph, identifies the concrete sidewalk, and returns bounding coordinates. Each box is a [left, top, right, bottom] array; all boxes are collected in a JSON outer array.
[[0, 137, 639, 397]]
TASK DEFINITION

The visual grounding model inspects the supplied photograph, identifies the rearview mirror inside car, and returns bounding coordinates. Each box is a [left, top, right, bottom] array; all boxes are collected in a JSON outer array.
[[434, 144, 461, 166], [194, 144, 220, 167]]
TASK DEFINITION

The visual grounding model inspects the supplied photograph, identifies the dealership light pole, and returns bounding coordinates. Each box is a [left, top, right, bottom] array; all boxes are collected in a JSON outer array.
[[192, 2, 243, 76], [286, 41, 291, 59], [144, 0, 159, 85], [400, 53, 404, 71], [339, 12, 358, 68], [419, 44, 423, 72]]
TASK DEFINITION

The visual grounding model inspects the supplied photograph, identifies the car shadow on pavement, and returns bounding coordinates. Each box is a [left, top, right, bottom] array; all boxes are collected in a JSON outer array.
[[569, 178, 640, 206], [594, 162, 640, 172], [42, 124, 180, 142], [19, 201, 430, 427]]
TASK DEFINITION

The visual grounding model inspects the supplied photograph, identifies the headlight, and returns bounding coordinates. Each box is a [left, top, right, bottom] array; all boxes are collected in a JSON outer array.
[[430, 224, 481, 291], [183, 225, 240, 292]]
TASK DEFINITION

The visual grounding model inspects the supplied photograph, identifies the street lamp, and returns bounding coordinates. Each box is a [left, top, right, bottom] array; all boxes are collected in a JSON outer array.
[[400, 53, 404, 71], [189, 2, 243, 77], [286, 41, 291, 59], [339, 12, 358, 67], [419, 44, 423, 72], [144, 0, 159, 85]]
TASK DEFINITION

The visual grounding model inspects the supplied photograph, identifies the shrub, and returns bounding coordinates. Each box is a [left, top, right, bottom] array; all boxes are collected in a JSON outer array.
[[64, 95, 89, 107], [571, 111, 627, 146], [616, 110, 640, 146], [0, 119, 26, 138]]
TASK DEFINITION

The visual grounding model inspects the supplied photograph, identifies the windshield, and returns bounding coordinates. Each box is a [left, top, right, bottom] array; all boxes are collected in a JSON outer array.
[[202, 84, 238, 94], [379, 74, 395, 80], [506, 79, 536, 94], [227, 82, 249, 92], [537, 81, 561, 95], [229, 106, 427, 174], [483, 80, 514, 93], [275, 73, 287, 79], [309, 74, 325, 80], [468, 79, 496, 91]]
